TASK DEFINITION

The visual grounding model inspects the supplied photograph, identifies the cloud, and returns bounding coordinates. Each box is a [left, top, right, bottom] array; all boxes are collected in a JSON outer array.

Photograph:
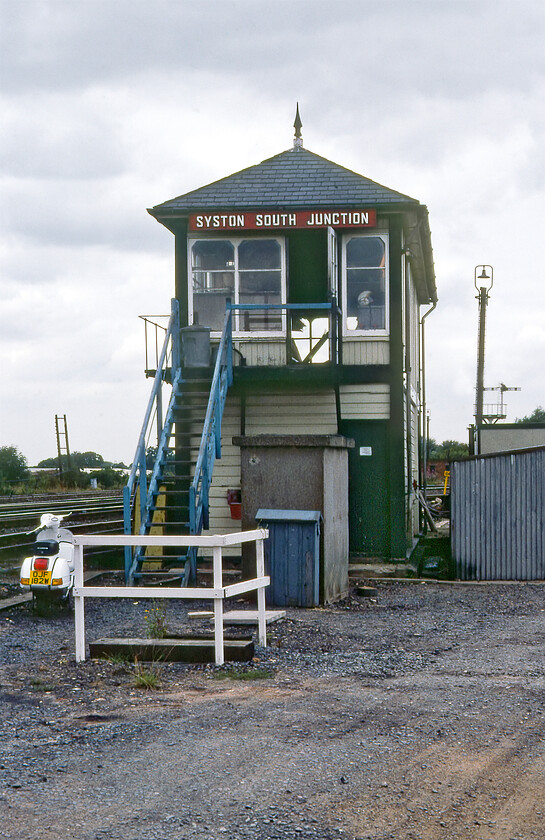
[[0, 242, 173, 464], [1, 0, 544, 463], [0, 94, 128, 180], [3, 1, 543, 99]]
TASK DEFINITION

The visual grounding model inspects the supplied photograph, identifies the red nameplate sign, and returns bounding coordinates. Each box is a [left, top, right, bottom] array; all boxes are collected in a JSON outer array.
[[189, 209, 376, 232]]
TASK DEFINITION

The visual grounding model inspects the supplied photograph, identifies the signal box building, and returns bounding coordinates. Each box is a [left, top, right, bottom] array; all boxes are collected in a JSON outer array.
[[134, 121, 436, 585]]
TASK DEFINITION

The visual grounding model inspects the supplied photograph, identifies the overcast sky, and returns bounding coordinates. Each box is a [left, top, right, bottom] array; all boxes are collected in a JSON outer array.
[[1, 0, 544, 466]]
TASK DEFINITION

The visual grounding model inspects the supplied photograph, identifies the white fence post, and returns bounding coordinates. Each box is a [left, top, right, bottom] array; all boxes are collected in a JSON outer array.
[[256, 536, 267, 648], [213, 544, 224, 666], [73, 543, 86, 663]]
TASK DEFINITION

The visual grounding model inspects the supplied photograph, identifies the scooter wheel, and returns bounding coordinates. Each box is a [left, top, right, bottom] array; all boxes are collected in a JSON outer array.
[[32, 592, 52, 616]]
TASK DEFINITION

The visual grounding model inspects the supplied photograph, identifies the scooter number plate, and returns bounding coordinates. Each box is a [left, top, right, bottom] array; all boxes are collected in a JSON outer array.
[[30, 570, 52, 585]]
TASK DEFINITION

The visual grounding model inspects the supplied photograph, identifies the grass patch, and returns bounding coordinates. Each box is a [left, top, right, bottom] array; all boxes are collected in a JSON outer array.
[[29, 677, 54, 692], [132, 659, 163, 690], [212, 668, 274, 681], [105, 652, 132, 665]]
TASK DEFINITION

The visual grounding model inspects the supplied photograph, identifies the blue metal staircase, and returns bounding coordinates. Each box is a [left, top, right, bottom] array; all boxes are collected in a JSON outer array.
[[123, 300, 233, 585]]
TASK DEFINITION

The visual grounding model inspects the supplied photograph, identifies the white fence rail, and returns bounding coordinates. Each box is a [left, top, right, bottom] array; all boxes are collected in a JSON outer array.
[[72, 529, 269, 666]]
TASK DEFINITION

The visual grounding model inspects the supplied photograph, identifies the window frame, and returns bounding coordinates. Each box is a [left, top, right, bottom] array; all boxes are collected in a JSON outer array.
[[341, 232, 389, 337], [188, 235, 287, 337]]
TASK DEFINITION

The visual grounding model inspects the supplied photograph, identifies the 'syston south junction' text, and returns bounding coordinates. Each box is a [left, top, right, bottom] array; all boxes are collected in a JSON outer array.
[[189, 209, 377, 231]]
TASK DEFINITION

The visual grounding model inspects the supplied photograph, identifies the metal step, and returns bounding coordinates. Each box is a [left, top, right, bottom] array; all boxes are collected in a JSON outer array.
[[173, 390, 210, 399]]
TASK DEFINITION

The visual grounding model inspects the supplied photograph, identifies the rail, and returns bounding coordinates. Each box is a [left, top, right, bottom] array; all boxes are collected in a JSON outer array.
[[227, 298, 342, 366], [72, 529, 269, 666], [123, 299, 181, 578], [138, 314, 169, 376], [0, 492, 125, 571]]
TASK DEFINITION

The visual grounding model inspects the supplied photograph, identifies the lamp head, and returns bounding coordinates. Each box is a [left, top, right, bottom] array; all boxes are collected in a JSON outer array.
[[474, 264, 494, 292]]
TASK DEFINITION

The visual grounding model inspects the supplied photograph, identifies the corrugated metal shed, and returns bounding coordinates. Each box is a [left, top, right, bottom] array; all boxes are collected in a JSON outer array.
[[451, 446, 545, 580]]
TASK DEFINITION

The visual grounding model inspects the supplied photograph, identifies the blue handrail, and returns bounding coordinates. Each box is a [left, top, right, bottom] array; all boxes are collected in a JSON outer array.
[[189, 308, 233, 538], [228, 303, 334, 310], [123, 298, 180, 580]]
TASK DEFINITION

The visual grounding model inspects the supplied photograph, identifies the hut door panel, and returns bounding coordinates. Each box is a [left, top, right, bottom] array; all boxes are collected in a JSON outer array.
[[340, 420, 390, 557]]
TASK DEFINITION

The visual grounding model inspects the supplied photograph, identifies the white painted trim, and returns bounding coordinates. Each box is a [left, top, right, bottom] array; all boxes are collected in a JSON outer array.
[[188, 235, 287, 337], [224, 577, 270, 598], [341, 232, 390, 338], [73, 530, 268, 548], [73, 586, 225, 599], [256, 537, 267, 646]]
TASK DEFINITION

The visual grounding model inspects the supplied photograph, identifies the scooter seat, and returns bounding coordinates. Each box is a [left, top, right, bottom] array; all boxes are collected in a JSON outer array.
[[33, 540, 60, 556]]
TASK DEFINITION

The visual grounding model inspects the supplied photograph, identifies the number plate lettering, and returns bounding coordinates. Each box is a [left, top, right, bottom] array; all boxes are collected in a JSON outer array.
[[30, 570, 52, 585]]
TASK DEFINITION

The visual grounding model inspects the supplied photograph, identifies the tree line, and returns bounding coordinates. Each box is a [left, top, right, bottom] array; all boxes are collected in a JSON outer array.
[[3, 407, 545, 493], [0, 446, 128, 494]]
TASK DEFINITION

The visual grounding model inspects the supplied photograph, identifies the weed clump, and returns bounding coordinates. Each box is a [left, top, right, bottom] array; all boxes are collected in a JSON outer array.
[[132, 658, 163, 690], [144, 601, 169, 639]]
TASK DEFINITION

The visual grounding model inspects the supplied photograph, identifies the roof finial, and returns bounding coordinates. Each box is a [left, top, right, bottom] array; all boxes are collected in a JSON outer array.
[[293, 103, 303, 149]]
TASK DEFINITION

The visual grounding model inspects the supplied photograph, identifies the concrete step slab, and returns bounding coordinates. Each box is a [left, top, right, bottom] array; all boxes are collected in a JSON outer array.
[[349, 563, 412, 579]]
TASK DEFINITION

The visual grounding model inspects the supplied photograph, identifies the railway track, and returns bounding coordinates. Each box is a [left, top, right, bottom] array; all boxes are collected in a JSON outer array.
[[0, 490, 125, 574]]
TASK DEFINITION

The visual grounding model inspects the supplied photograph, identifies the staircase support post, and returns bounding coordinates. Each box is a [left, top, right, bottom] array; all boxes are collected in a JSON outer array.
[[171, 297, 181, 374], [123, 484, 133, 580]]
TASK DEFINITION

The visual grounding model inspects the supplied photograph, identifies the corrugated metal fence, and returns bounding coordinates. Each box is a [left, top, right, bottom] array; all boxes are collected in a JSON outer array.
[[451, 446, 545, 580]]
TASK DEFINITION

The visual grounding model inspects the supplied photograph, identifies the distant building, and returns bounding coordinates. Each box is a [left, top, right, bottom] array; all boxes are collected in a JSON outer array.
[[478, 424, 545, 455], [426, 459, 449, 483]]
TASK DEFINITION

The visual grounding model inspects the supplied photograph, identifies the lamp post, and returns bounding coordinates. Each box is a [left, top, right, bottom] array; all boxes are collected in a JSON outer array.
[[474, 264, 493, 454]]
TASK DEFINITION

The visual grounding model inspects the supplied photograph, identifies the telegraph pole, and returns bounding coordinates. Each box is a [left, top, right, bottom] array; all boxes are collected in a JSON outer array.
[[474, 265, 493, 454], [55, 414, 73, 486]]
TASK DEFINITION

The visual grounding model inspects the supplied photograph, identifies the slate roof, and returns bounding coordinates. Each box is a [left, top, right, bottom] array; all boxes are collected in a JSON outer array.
[[148, 146, 420, 219]]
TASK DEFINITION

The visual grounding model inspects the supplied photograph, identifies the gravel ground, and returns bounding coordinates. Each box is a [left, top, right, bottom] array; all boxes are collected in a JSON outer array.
[[2, 581, 545, 839]]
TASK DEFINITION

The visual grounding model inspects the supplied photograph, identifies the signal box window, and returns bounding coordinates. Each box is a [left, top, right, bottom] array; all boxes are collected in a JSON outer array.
[[190, 237, 285, 333], [191, 240, 235, 332], [343, 234, 388, 334]]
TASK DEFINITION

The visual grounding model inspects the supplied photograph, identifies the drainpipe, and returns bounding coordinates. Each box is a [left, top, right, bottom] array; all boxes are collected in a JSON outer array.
[[420, 299, 437, 501], [403, 256, 413, 535]]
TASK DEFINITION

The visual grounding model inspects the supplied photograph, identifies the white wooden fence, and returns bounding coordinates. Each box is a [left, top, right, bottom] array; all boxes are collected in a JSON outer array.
[[72, 529, 269, 666]]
